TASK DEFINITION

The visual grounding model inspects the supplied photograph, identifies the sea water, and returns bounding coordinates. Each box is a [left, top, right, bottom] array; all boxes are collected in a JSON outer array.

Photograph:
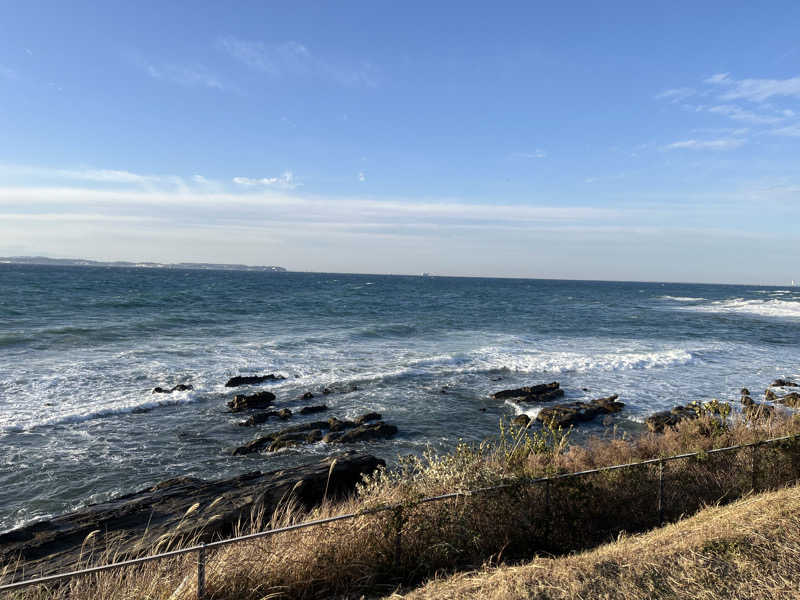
[[1, 264, 799, 531]]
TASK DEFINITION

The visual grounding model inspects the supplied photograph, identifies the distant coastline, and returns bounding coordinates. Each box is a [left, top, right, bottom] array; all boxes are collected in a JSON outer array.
[[0, 256, 287, 273]]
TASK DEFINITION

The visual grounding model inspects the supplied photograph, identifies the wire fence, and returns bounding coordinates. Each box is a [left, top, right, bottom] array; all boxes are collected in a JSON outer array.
[[2, 432, 800, 598]]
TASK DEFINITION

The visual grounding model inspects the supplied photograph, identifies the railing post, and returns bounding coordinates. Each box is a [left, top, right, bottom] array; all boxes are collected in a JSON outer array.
[[197, 544, 206, 600], [751, 443, 758, 492], [657, 459, 664, 526]]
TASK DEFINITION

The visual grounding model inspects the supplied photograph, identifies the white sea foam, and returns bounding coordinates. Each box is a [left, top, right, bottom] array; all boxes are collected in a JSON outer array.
[[0, 388, 203, 433], [685, 298, 800, 319], [658, 295, 707, 302]]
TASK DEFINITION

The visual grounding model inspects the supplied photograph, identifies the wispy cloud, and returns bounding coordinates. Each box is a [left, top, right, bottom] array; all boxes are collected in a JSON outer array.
[[664, 139, 745, 151], [707, 104, 784, 124], [706, 72, 800, 102], [655, 88, 696, 102], [510, 150, 547, 159], [772, 124, 800, 137], [217, 36, 378, 87], [127, 52, 227, 91], [232, 171, 296, 189]]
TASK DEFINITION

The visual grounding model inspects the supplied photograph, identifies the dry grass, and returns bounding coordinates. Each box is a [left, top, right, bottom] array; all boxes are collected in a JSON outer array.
[[396, 482, 800, 600], [3, 407, 800, 599]]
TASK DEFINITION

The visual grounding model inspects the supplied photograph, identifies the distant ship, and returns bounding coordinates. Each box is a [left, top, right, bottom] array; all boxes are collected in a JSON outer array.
[[421, 272, 433, 277]]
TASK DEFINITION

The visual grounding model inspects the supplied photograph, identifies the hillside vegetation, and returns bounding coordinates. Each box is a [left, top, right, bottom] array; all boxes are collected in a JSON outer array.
[[3, 406, 800, 599]]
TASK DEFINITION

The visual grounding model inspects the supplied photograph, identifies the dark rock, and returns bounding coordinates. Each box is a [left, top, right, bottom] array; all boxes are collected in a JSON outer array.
[[329, 422, 399, 444], [300, 405, 328, 415], [645, 404, 699, 433], [131, 406, 152, 414], [744, 401, 775, 419], [233, 421, 330, 454], [302, 391, 314, 400], [276, 408, 292, 420], [354, 412, 382, 426], [771, 379, 799, 388], [440, 388, 448, 394], [741, 396, 755, 407], [0, 453, 384, 579], [328, 417, 357, 432], [227, 391, 276, 412], [492, 382, 564, 403], [479, 407, 487, 412], [776, 392, 800, 408], [537, 394, 623, 428], [239, 411, 279, 426], [322, 387, 333, 395], [225, 374, 285, 388], [741, 388, 751, 396], [512, 414, 531, 427], [765, 389, 778, 402], [152, 384, 194, 394]]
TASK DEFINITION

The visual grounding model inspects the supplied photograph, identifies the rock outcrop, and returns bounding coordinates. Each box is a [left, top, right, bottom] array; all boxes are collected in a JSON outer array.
[[536, 395, 623, 428], [234, 413, 397, 455], [770, 379, 798, 388], [225, 374, 285, 388], [227, 391, 276, 412], [152, 384, 193, 394], [0, 453, 384, 580], [645, 405, 699, 433], [775, 392, 800, 408], [300, 405, 328, 415], [492, 382, 564, 402]]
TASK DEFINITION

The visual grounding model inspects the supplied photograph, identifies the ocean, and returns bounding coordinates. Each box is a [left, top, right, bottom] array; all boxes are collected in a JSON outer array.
[[1, 264, 799, 532]]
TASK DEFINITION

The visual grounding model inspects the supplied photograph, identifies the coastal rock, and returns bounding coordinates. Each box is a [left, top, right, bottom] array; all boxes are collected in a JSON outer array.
[[234, 412, 398, 455], [225, 374, 285, 388], [227, 391, 276, 412], [770, 379, 798, 388], [645, 405, 699, 433], [537, 395, 623, 428], [152, 384, 193, 394], [233, 421, 330, 455], [354, 412, 382, 425], [492, 382, 564, 402], [776, 392, 800, 408], [328, 422, 398, 444], [300, 405, 328, 415], [302, 391, 315, 400], [0, 453, 384, 579], [765, 389, 778, 402], [512, 414, 531, 427]]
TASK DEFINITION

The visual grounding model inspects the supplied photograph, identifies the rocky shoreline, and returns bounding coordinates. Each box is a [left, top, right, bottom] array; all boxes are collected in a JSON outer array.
[[3, 371, 799, 580], [0, 452, 383, 580]]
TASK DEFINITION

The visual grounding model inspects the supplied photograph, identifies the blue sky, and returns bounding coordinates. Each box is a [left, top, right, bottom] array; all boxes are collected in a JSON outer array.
[[1, 1, 799, 283]]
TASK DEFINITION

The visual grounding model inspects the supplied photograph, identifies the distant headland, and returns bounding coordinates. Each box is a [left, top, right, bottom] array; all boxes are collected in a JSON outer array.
[[0, 256, 287, 272]]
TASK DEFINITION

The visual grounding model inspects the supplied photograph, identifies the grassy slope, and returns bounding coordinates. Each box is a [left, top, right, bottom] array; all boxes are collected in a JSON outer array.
[[396, 483, 800, 600]]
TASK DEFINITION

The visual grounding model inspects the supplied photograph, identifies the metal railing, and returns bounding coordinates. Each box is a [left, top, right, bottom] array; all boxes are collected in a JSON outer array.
[[2, 432, 800, 598]]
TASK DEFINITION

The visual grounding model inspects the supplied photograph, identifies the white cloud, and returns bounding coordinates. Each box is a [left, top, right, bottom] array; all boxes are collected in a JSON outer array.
[[665, 139, 745, 150], [358, 172, 366, 182], [232, 171, 295, 188], [771, 124, 800, 137], [217, 36, 378, 87], [127, 52, 227, 91], [192, 175, 210, 184], [707, 104, 784, 124], [706, 72, 800, 102], [705, 73, 729, 84], [655, 88, 696, 102]]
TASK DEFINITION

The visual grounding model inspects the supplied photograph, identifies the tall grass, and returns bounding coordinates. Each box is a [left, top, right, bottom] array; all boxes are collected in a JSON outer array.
[[3, 407, 800, 599]]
